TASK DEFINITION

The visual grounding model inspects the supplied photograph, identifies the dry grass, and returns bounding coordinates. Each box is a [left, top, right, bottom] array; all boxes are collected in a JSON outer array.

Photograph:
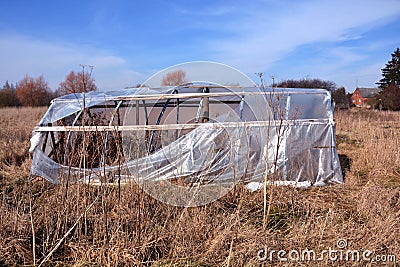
[[0, 107, 399, 266]]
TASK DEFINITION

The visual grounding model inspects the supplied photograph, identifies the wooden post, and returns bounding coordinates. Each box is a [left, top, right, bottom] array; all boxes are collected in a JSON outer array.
[[202, 87, 209, 123], [136, 100, 139, 125]]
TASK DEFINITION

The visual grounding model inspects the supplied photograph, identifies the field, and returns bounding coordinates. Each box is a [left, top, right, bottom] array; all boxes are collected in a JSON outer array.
[[0, 107, 399, 266]]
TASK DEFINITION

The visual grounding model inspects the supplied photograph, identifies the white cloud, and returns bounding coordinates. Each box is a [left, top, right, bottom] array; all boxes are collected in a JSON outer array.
[[0, 35, 144, 90], [211, 0, 400, 71], [174, 5, 236, 16], [326, 62, 383, 92]]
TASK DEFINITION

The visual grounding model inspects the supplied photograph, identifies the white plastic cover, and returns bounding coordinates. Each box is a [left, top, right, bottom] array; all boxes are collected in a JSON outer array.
[[30, 86, 343, 191]]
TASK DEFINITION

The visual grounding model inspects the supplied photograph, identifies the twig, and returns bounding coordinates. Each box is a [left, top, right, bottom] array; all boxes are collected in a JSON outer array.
[[226, 191, 243, 267], [38, 192, 102, 267], [29, 181, 36, 266]]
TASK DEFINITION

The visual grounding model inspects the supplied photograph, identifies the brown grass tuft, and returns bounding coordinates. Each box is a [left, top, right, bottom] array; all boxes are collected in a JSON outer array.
[[0, 107, 399, 266]]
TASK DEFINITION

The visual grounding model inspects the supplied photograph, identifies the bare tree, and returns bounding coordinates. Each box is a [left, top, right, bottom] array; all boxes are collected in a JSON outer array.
[[161, 70, 187, 86], [57, 68, 98, 96], [15, 75, 53, 106]]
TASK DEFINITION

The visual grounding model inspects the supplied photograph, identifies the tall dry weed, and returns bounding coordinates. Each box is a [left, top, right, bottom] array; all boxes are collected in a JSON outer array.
[[0, 107, 399, 266]]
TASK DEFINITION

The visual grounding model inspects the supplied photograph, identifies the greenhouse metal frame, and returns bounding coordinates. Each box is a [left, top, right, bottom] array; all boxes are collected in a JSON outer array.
[[29, 85, 343, 189]]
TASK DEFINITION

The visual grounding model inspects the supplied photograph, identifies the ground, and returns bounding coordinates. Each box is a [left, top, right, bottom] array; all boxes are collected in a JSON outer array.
[[0, 107, 399, 266]]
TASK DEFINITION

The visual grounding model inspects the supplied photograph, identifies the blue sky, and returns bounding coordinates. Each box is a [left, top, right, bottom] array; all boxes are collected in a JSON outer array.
[[0, 0, 399, 92]]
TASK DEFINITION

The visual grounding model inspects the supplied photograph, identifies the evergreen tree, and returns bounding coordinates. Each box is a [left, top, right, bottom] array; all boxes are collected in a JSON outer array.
[[374, 48, 400, 110], [0, 81, 19, 107], [377, 48, 400, 89], [331, 87, 351, 109]]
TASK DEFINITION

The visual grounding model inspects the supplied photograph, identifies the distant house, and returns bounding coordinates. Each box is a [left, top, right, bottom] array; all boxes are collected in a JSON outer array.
[[351, 87, 381, 108]]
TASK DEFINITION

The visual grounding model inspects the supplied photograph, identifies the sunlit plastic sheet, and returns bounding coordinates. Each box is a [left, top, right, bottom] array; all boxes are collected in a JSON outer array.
[[30, 87, 343, 191]]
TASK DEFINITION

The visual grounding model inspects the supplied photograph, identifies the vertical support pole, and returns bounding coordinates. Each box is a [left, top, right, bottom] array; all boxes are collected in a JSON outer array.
[[328, 91, 337, 182], [142, 100, 148, 125], [282, 94, 291, 180], [175, 97, 179, 140], [195, 98, 204, 123], [41, 124, 50, 153], [202, 87, 210, 123], [136, 100, 139, 125], [239, 96, 245, 120]]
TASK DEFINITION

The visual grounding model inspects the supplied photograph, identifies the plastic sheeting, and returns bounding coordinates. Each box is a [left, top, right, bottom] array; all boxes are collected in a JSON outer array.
[[30, 86, 343, 190]]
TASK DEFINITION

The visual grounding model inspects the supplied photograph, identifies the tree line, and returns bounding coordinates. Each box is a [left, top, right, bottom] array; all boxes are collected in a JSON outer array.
[[1, 48, 399, 109], [0, 69, 97, 107], [261, 48, 400, 110], [273, 78, 352, 109], [148, 48, 400, 110]]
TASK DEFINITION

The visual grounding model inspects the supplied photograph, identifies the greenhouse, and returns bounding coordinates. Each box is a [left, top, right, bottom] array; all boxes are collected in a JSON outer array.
[[29, 84, 343, 205]]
